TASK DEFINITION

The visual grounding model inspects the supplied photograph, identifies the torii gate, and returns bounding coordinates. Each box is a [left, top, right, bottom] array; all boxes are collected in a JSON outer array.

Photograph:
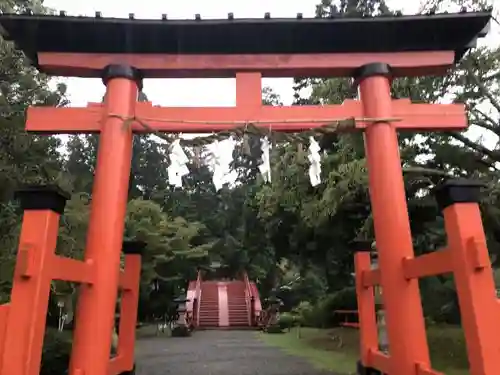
[[0, 9, 493, 375]]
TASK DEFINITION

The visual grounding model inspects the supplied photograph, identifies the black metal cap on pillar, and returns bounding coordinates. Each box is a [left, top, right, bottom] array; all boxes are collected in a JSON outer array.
[[351, 240, 373, 252], [14, 184, 71, 215], [433, 179, 486, 211], [122, 240, 147, 255], [101, 64, 144, 90], [353, 62, 392, 87]]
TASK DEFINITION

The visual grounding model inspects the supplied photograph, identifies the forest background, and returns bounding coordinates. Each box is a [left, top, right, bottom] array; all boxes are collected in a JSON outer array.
[[0, 0, 499, 373]]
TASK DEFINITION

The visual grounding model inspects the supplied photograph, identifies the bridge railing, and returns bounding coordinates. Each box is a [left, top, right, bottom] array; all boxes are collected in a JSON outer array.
[[333, 310, 360, 328], [250, 282, 262, 325], [243, 271, 253, 326], [194, 271, 201, 327], [185, 270, 202, 329]]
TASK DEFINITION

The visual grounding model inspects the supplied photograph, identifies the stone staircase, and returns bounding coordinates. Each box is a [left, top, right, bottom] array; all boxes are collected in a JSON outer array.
[[198, 281, 219, 328], [227, 281, 249, 327], [191, 276, 261, 330]]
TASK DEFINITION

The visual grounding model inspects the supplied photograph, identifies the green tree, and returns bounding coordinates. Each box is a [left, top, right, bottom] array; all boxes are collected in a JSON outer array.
[[124, 198, 211, 320], [0, 0, 69, 299]]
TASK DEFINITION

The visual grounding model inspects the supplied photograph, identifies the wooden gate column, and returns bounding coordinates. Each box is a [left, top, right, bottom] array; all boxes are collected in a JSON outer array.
[[435, 180, 500, 375], [0, 186, 69, 375], [70, 65, 141, 375], [356, 63, 430, 374]]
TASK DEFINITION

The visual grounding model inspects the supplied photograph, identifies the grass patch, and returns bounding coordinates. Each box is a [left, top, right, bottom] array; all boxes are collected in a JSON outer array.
[[427, 325, 468, 373], [259, 326, 469, 375], [259, 328, 357, 374]]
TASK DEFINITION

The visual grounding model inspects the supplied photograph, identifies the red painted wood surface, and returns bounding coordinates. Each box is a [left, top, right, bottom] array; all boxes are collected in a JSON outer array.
[[26, 97, 466, 134], [37, 51, 455, 78], [218, 283, 229, 327], [194, 279, 261, 329]]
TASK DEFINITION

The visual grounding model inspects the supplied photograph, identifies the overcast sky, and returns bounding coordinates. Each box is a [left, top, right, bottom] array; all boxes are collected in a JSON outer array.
[[43, 0, 424, 107], [40, 0, 498, 183]]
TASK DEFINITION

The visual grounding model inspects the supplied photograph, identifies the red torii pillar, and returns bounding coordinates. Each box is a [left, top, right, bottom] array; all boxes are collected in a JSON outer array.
[[25, 63, 467, 375], [68, 66, 142, 375], [357, 63, 431, 374]]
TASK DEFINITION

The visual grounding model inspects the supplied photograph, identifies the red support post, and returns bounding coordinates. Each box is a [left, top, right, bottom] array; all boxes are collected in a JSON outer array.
[[357, 63, 430, 374], [353, 243, 379, 370], [195, 271, 202, 328], [0, 303, 8, 371], [0, 185, 70, 375], [70, 65, 140, 375], [114, 241, 144, 374], [435, 180, 499, 375]]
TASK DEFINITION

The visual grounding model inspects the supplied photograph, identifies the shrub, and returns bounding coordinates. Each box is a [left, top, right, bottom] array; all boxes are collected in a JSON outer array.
[[171, 325, 191, 337], [291, 301, 315, 326], [292, 287, 358, 328], [278, 312, 296, 331], [40, 329, 72, 375], [420, 277, 461, 325], [428, 325, 468, 370], [313, 287, 358, 328], [265, 325, 284, 334]]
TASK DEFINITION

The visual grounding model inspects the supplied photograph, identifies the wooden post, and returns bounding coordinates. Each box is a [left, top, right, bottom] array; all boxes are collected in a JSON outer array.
[[0, 186, 69, 375], [357, 63, 430, 374], [69, 65, 141, 375], [435, 180, 499, 375]]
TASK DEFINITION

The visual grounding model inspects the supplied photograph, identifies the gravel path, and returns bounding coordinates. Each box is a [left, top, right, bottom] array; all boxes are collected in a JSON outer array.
[[135, 330, 337, 375]]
